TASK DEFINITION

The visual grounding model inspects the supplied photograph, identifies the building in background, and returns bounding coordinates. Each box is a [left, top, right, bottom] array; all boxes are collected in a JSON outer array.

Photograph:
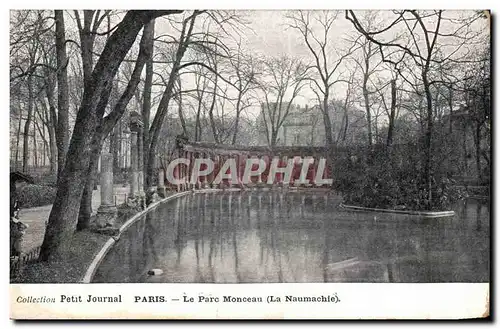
[[257, 102, 368, 147]]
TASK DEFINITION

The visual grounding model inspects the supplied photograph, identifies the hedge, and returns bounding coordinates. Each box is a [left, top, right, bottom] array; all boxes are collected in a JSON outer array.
[[16, 184, 57, 208]]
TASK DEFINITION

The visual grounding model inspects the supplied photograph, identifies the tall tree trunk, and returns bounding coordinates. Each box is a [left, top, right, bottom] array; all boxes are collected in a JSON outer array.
[[43, 93, 58, 175], [232, 97, 242, 145], [422, 71, 434, 209], [77, 140, 101, 231], [270, 129, 278, 147], [55, 10, 70, 181], [34, 111, 50, 169], [43, 140, 47, 167], [342, 111, 349, 142], [322, 91, 334, 146], [208, 78, 219, 144], [362, 41, 373, 147], [15, 108, 22, 171], [110, 126, 119, 171], [177, 83, 188, 136], [194, 100, 203, 142], [448, 88, 453, 134], [78, 10, 96, 86], [462, 119, 468, 174], [33, 123, 38, 168], [363, 78, 372, 147], [22, 75, 33, 172], [386, 79, 396, 147], [142, 19, 154, 189]]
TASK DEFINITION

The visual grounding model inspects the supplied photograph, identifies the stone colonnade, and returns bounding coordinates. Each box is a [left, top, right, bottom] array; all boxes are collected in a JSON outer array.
[[95, 133, 333, 228], [95, 111, 146, 228], [158, 143, 333, 191]]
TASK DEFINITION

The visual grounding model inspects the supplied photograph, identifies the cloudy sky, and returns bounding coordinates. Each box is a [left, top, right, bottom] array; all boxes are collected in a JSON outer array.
[[149, 10, 489, 118]]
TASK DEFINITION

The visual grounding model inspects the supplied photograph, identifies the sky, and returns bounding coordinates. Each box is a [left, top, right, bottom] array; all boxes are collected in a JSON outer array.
[[149, 10, 489, 121], [10, 9, 489, 122], [151, 10, 363, 118]]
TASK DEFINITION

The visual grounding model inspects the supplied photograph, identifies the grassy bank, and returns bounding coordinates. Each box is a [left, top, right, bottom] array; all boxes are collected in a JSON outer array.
[[11, 205, 139, 283]]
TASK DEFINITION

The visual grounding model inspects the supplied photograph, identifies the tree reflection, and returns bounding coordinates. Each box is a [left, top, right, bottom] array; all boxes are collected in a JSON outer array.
[[93, 191, 490, 283]]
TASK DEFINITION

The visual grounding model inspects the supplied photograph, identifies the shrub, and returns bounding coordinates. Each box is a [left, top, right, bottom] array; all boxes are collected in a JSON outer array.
[[16, 184, 57, 208], [333, 144, 467, 211], [33, 173, 57, 187]]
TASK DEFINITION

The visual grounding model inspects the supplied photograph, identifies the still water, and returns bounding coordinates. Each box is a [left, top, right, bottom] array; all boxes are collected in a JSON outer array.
[[93, 191, 489, 283]]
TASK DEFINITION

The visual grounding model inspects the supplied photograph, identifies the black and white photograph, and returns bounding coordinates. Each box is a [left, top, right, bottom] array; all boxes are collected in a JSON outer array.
[[8, 8, 491, 319]]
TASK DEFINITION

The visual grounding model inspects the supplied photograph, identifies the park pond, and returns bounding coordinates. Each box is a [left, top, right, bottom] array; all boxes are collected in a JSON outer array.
[[92, 190, 489, 283]]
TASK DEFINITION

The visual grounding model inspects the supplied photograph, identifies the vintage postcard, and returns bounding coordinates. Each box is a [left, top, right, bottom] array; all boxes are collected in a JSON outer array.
[[9, 8, 490, 320]]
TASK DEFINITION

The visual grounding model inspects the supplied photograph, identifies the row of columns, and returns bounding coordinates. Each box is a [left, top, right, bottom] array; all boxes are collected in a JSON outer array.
[[96, 112, 145, 228], [96, 131, 333, 228], [158, 148, 332, 191]]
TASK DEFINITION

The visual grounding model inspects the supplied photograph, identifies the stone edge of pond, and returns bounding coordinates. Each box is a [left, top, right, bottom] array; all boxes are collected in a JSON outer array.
[[81, 190, 192, 283], [339, 203, 455, 218]]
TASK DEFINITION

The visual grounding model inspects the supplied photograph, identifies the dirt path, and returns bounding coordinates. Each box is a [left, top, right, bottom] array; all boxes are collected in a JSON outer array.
[[18, 185, 131, 252]]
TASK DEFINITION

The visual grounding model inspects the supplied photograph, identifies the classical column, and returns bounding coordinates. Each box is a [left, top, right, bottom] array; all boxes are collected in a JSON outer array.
[[210, 154, 218, 188], [274, 156, 282, 186], [185, 151, 191, 190], [280, 156, 287, 186], [200, 152, 208, 189], [96, 152, 117, 228], [238, 153, 246, 187], [174, 148, 181, 192], [257, 155, 263, 185], [157, 169, 166, 198], [129, 111, 143, 202], [129, 130, 139, 198], [304, 156, 314, 187], [235, 153, 241, 187], [179, 150, 185, 191], [205, 153, 212, 188], [137, 126, 144, 197], [185, 150, 191, 190], [218, 154, 225, 188], [194, 151, 201, 189], [311, 157, 318, 187]]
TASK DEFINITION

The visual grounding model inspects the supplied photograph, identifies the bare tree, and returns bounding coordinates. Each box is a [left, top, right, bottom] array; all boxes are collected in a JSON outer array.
[[229, 41, 258, 145], [145, 11, 202, 187], [372, 76, 399, 146], [346, 9, 486, 208], [145, 11, 241, 187], [77, 19, 157, 230], [333, 68, 357, 145], [288, 10, 358, 147], [258, 55, 307, 146], [40, 10, 182, 260], [347, 12, 385, 146]]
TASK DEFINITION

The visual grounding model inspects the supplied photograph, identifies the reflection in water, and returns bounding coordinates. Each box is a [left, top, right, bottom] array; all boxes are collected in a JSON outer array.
[[92, 192, 490, 283]]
